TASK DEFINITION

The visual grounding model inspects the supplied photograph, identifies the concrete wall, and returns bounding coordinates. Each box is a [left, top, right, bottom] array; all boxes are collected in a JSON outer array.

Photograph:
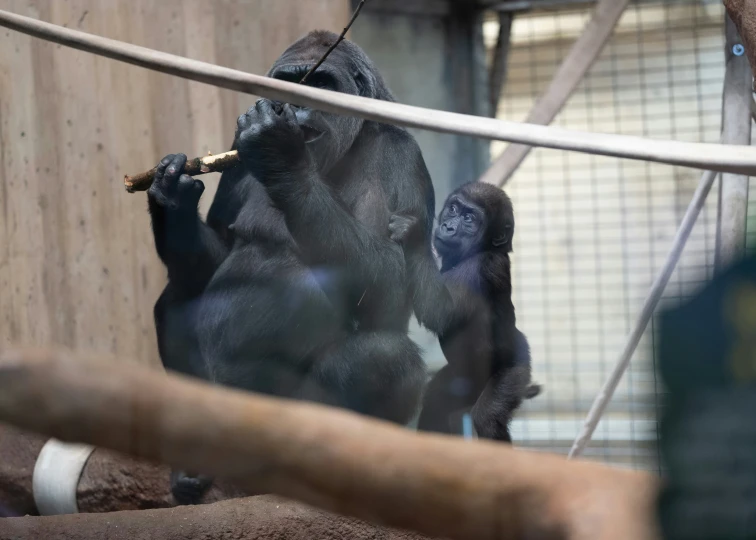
[[351, 7, 490, 212]]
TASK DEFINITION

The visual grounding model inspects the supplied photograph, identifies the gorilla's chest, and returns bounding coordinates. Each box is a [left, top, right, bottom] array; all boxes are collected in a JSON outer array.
[[335, 179, 391, 235]]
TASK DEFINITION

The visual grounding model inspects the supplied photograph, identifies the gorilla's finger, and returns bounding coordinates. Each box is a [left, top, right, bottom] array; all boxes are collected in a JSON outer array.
[[237, 112, 252, 134], [154, 154, 174, 181], [177, 175, 204, 206], [256, 99, 276, 119], [271, 100, 284, 115], [177, 174, 195, 192], [166, 153, 188, 181], [282, 104, 299, 127], [152, 154, 179, 194]]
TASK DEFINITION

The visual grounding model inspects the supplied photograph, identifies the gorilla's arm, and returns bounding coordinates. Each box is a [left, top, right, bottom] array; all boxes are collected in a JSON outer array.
[[236, 102, 433, 326], [411, 254, 485, 336], [389, 216, 484, 337], [273, 172, 409, 328], [148, 154, 230, 295]]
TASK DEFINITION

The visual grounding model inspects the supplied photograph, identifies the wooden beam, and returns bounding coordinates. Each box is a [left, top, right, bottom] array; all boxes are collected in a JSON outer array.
[[488, 11, 514, 115], [361, 0, 451, 16], [716, 15, 753, 270], [448, 2, 492, 182], [724, 0, 756, 81], [487, 0, 598, 11], [0, 348, 659, 540], [479, 0, 631, 186]]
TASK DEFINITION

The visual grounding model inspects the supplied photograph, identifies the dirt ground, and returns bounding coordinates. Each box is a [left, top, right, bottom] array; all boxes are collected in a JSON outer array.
[[0, 495, 430, 540]]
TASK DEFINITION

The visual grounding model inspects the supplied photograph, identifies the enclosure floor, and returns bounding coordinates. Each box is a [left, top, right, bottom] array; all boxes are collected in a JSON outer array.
[[0, 495, 430, 540]]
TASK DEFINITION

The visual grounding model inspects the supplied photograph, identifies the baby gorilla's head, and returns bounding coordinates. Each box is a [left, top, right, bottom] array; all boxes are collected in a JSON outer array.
[[433, 182, 514, 265]]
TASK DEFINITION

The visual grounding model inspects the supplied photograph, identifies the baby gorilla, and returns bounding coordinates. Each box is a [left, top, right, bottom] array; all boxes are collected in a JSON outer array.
[[389, 182, 540, 441]]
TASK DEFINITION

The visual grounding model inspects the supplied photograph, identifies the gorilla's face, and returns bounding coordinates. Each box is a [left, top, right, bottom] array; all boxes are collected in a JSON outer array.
[[267, 62, 364, 174], [433, 184, 515, 267], [434, 193, 487, 263]]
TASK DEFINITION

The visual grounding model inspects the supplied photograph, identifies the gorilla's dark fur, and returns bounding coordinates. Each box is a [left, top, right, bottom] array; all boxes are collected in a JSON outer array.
[[148, 31, 436, 503]]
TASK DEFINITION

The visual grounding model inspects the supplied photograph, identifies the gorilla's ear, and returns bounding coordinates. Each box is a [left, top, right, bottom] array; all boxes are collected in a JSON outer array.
[[492, 235, 508, 247], [492, 224, 513, 249]]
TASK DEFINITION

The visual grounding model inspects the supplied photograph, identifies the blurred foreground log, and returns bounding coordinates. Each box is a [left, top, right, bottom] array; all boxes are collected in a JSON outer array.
[[0, 348, 660, 540], [724, 0, 756, 81]]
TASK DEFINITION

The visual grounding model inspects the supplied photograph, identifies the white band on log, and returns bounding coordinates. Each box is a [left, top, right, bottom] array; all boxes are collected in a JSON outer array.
[[32, 438, 95, 515]]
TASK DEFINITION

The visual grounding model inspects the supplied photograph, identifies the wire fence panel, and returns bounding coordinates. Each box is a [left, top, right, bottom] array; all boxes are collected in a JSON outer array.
[[484, 0, 736, 472]]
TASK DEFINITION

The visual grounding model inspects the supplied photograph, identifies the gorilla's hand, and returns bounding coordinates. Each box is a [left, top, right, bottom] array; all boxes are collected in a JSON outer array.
[[148, 153, 205, 212], [389, 214, 422, 248], [235, 99, 309, 181]]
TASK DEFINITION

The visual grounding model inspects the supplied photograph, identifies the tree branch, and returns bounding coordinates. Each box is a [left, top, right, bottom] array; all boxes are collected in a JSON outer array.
[[0, 347, 658, 540]]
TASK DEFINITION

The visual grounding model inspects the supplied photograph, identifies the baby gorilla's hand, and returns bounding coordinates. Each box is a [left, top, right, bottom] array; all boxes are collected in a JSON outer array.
[[389, 214, 421, 247]]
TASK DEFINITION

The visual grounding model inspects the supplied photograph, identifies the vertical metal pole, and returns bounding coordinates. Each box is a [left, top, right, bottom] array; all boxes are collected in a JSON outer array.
[[488, 11, 514, 117], [716, 15, 753, 270], [448, 3, 491, 184]]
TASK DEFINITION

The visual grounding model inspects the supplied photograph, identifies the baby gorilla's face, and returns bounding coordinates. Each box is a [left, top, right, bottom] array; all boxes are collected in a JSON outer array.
[[433, 194, 485, 263]]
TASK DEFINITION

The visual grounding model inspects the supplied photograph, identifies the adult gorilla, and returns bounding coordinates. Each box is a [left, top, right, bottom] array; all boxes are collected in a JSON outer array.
[[148, 31, 436, 502]]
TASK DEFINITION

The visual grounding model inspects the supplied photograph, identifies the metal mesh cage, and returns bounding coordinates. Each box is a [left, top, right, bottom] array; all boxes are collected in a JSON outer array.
[[485, 0, 735, 471]]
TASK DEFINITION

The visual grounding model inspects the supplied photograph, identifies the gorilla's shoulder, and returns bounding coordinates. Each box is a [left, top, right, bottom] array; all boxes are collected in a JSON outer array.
[[372, 122, 423, 155]]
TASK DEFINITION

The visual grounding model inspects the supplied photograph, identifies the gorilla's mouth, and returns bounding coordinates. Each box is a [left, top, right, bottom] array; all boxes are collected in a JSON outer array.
[[301, 125, 324, 143]]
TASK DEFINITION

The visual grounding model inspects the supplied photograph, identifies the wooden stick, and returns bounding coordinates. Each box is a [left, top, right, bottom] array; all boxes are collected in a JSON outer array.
[[1, 9, 756, 176], [0, 348, 658, 540], [480, 0, 631, 187], [124, 150, 239, 193]]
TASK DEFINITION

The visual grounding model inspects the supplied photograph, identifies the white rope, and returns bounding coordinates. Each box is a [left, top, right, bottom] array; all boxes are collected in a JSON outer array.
[[481, 0, 632, 186], [32, 439, 95, 515], [568, 169, 718, 458], [2, 9, 756, 175]]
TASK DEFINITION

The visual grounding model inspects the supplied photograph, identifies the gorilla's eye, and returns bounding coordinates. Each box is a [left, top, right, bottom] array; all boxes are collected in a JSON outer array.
[[463, 213, 474, 224], [306, 73, 337, 91], [449, 204, 458, 215]]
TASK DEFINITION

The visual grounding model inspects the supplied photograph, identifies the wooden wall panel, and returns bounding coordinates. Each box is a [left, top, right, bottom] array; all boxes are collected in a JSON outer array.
[[0, 0, 349, 365]]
